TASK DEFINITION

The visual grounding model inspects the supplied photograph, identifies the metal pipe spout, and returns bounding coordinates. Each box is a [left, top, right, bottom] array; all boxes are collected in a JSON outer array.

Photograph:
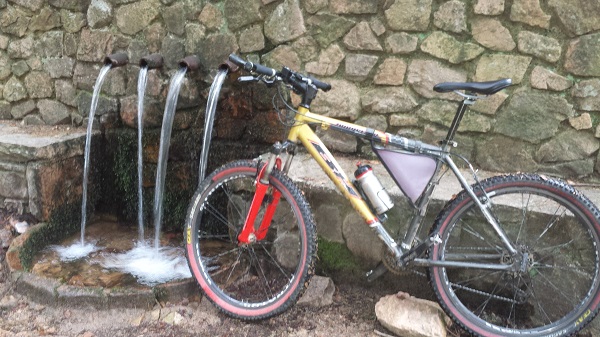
[[178, 55, 200, 71], [219, 60, 240, 73], [104, 53, 129, 67], [140, 53, 164, 70]]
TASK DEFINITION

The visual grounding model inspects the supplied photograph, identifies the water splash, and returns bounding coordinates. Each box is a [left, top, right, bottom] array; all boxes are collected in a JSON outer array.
[[80, 63, 112, 246], [137, 66, 149, 242], [100, 242, 191, 286], [198, 68, 229, 183], [52, 241, 99, 261], [152, 67, 188, 249]]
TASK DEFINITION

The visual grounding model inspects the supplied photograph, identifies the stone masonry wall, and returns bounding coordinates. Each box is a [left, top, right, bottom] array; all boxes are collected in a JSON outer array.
[[1, 0, 600, 181]]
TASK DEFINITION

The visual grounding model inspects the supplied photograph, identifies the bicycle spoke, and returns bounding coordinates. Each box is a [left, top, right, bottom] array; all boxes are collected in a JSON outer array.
[[516, 192, 532, 244], [204, 201, 239, 234], [248, 246, 274, 301], [527, 276, 555, 325], [534, 206, 567, 245], [221, 182, 250, 223], [430, 175, 600, 336]]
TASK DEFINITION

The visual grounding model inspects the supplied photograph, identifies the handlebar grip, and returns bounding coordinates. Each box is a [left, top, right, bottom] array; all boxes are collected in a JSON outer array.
[[228, 54, 247, 68], [228, 54, 277, 77], [252, 63, 277, 77], [309, 76, 332, 92]]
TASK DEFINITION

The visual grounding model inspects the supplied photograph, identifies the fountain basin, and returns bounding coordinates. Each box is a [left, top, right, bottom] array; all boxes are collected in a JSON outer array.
[[6, 216, 196, 309]]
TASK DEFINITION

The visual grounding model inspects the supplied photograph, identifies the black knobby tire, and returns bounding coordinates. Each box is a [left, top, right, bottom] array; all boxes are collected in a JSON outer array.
[[185, 160, 317, 320], [428, 174, 600, 337]]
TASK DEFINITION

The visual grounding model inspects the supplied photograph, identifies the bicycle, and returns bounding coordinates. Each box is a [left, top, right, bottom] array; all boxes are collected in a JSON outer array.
[[184, 54, 600, 337]]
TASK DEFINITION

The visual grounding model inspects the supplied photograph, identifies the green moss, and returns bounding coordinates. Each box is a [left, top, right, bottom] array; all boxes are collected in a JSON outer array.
[[113, 131, 138, 221], [152, 286, 167, 302], [19, 202, 81, 271], [316, 237, 361, 273], [590, 112, 600, 129], [161, 185, 193, 232]]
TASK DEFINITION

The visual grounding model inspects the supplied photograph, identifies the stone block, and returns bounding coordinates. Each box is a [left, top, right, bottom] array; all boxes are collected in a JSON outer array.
[[307, 14, 355, 48], [474, 0, 504, 15], [474, 54, 531, 84], [264, 0, 305, 44], [407, 59, 466, 101], [375, 292, 450, 337], [433, 0, 467, 33], [27, 156, 84, 221], [530, 66, 573, 91], [385, 0, 432, 32], [345, 53, 378, 81], [343, 21, 382, 51], [510, 0, 550, 29], [0, 166, 27, 199], [297, 275, 335, 307], [374, 58, 407, 86], [471, 17, 515, 51], [517, 31, 561, 63], [115, 0, 159, 35], [225, 0, 262, 31], [305, 44, 345, 76], [312, 79, 360, 120]]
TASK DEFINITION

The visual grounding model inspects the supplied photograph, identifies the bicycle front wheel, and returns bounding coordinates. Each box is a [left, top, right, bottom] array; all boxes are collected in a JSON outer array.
[[185, 160, 317, 320], [429, 174, 600, 337]]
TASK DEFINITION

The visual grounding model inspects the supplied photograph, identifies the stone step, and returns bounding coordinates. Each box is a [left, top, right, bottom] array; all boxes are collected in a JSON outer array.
[[0, 122, 92, 219]]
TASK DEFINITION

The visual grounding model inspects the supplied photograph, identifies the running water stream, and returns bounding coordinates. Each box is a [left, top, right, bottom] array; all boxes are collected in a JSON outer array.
[[152, 67, 188, 249], [55, 53, 129, 261], [100, 58, 199, 284], [198, 66, 229, 182], [136, 54, 164, 243], [137, 66, 148, 242]]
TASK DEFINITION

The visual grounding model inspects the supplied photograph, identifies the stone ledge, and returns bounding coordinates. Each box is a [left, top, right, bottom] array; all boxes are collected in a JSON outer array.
[[0, 122, 92, 163], [11, 270, 196, 309]]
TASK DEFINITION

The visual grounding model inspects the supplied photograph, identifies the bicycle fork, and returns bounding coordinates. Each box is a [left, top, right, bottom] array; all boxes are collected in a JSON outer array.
[[237, 153, 282, 244]]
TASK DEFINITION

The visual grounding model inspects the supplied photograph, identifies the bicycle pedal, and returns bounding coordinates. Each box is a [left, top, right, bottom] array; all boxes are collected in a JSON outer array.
[[366, 262, 388, 282]]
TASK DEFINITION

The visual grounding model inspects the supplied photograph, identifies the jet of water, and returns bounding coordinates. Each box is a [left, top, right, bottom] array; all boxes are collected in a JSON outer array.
[[198, 67, 229, 183], [152, 67, 188, 250], [137, 66, 148, 242], [80, 63, 112, 245]]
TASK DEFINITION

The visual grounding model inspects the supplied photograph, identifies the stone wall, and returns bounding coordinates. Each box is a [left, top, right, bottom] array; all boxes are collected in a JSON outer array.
[[1, 0, 600, 183]]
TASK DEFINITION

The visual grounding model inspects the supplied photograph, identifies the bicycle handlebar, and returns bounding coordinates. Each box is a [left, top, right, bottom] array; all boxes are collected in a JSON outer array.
[[228, 54, 332, 92], [229, 54, 276, 77]]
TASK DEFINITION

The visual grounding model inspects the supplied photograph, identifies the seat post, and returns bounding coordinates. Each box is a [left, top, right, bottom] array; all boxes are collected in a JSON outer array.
[[442, 95, 476, 149]]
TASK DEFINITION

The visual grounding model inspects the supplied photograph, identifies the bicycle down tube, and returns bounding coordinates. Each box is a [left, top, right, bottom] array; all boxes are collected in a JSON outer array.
[[286, 105, 519, 269]]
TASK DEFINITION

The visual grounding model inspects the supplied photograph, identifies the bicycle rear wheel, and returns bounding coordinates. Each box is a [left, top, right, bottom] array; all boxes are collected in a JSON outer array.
[[185, 160, 317, 320], [429, 174, 600, 337]]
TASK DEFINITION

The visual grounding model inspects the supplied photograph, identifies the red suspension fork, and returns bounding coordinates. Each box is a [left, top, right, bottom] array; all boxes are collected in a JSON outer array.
[[237, 158, 282, 244]]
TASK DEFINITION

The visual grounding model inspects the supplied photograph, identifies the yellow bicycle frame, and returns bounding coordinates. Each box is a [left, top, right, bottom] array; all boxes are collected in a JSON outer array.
[[286, 106, 382, 228]]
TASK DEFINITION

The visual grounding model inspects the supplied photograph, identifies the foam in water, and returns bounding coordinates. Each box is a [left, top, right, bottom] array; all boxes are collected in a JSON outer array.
[[52, 241, 100, 261], [100, 242, 191, 286]]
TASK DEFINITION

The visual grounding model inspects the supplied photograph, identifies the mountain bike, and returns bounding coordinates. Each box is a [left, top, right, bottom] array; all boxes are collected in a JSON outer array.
[[184, 54, 600, 337]]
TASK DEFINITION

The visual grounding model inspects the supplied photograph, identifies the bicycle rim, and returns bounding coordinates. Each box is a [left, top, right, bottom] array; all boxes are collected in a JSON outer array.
[[186, 161, 314, 319], [429, 175, 600, 336]]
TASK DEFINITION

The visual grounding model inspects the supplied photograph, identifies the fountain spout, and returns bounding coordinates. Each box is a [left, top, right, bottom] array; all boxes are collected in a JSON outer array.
[[179, 55, 200, 71], [104, 53, 129, 68], [140, 53, 164, 70]]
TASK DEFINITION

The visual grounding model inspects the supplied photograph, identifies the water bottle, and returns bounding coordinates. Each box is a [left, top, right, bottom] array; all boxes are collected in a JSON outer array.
[[354, 163, 394, 214]]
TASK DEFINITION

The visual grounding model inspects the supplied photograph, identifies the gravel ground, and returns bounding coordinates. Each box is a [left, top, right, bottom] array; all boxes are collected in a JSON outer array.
[[0, 258, 427, 337]]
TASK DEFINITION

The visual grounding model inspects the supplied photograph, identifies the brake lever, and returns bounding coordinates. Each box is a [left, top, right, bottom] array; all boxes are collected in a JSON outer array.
[[238, 76, 260, 83], [238, 75, 280, 87]]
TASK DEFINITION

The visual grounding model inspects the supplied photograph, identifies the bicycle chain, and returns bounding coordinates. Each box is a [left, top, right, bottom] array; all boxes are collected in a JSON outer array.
[[385, 245, 518, 304]]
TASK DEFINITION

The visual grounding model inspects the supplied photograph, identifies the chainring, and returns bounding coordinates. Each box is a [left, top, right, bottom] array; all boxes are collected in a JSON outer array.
[[382, 247, 412, 275]]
